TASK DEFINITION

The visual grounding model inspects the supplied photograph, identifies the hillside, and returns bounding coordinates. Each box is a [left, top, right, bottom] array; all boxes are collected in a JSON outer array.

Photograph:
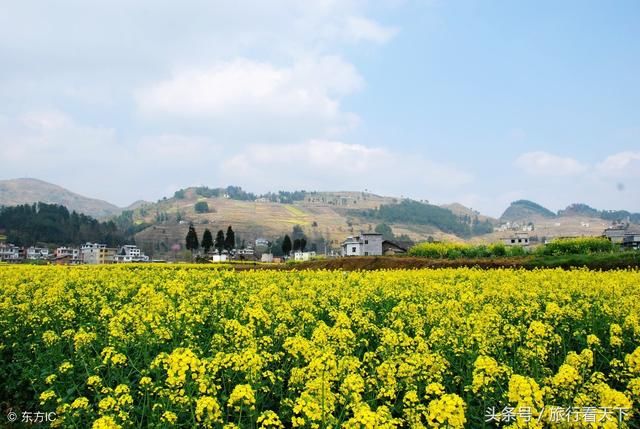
[[499, 199, 556, 222], [0, 178, 121, 218], [131, 188, 471, 256]]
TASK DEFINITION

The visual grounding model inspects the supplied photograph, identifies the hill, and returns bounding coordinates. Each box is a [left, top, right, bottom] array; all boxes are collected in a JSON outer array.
[[499, 200, 556, 222], [0, 178, 121, 218]]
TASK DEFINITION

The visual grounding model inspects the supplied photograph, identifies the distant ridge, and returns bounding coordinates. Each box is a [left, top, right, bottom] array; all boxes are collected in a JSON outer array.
[[499, 200, 556, 222], [0, 178, 121, 218]]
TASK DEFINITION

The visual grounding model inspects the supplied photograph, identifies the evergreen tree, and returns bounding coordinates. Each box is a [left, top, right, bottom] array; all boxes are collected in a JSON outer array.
[[201, 229, 214, 253], [185, 224, 199, 254], [293, 238, 301, 252], [282, 234, 292, 256], [300, 238, 307, 252], [215, 230, 225, 254], [225, 226, 235, 251]]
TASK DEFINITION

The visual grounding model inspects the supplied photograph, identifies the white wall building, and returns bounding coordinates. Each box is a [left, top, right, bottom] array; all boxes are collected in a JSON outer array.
[[293, 251, 316, 261], [114, 245, 149, 263], [56, 247, 80, 260], [26, 247, 49, 260], [341, 233, 383, 256], [0, 243, 22, 261], [503, 232, 530, 246]]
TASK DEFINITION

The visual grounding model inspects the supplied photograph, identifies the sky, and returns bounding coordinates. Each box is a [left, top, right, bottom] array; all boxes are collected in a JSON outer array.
[[1, 0, 639, 217]]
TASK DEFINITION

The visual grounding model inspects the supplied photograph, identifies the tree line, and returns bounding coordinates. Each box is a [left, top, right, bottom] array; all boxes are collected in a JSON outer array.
[[0, 203, 137, 246], [186, 225, 236, 254]]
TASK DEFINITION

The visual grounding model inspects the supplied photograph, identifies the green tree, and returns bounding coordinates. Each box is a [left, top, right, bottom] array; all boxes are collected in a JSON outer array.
[[201, 229, 213, 253], [282, 235, 292, 256], [194, 201, 209, 213], [300, 238, 307, 252], [215, 230, 225, 254], [185, 224, 199, 254], [225, 226, 235, 252], [375, 223, 395, 240], [293, 238, 301, 252]]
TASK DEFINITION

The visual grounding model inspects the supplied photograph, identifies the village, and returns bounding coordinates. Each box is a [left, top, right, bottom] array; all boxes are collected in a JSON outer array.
[[1, 222, 638, 264]]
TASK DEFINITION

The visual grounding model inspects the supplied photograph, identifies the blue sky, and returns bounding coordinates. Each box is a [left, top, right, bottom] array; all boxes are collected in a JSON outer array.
[[1, 0, 638, 217]]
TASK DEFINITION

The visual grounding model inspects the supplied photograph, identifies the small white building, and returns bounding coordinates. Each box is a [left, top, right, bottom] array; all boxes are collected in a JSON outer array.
[[211, 254, 228, 263], [261, 253, 274, 263], [0, 243, 22, 261], [255, 238, 270, 248], [503, 232, 530, 246], [341, 233, 383, 256], [56, 247, 80, 260], [114, 245, 149, 263], [293, 251, 316, 261], [26, 247, 50, 260]]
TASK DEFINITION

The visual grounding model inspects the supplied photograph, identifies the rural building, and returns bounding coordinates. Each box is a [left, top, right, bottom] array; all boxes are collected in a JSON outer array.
[[623, 233, 640, 249], [341, 233, 383, 256], [294, 251, 316, 261], [81, 243, 117, 264], [211, 254, 228, 263], [114, 245, 149, 263], [26, 247, 49, 260], [56, 247, 80, 260], [603, 227, 628, 244], [261, 253, 274, 263], [255, 238, 270, 248], [0, 243, 22, 262], [503, 232, 530, 246], [382, 240, 408, 255]]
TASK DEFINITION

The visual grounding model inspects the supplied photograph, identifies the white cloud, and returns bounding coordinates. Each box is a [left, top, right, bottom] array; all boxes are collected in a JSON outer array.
[[135, 56, 363, 128], [220, 140, 471, 195], [345, 16, 399, 43], [596, 151, 640, 177], [515, 151, 588, 176]]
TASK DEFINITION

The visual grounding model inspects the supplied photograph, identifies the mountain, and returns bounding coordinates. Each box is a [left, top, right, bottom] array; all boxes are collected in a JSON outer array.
[[557, 203, 601, 218], [0, 178, 121, 218], [499, 200, 556, 222]]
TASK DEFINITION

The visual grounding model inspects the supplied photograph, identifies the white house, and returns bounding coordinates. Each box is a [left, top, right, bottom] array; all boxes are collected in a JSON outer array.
[[114, 245, 149, 263], [341, 233, 383, 256], [255, 238, 270, 248], [56, 247, 80, 260], [503, 232, 530, 246], [261, 253, 274, 263], [211, 254, 228, 263], [0, 243, 22, 261], [294, 251, 316, 261], [26, 247, 50, 260]]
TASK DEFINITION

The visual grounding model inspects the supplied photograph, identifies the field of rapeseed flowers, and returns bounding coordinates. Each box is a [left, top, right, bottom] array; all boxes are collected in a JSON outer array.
[[0, 265, 639, 428]]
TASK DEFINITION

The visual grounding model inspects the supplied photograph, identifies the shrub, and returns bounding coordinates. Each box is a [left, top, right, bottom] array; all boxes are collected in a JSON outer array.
[[194, 201, 209, 214], [536, 237, 614, 256]]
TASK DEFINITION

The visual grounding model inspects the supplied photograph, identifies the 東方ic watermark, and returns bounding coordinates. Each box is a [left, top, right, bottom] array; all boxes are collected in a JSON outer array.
[[6, 410, 57, 425], [485, 406, 629, 424]]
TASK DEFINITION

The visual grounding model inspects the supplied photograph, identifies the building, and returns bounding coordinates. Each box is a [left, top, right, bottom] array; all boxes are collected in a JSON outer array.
[[81, 243, 116, 264], [293, 251, 316, 261], [503, 232, 530, 246], [382, 240, 408, 255], [0, 243, 22, 262], [255, 238, 270, 248], [623, 232, 640, 249], [261, 253, 274, 263], [211, 254, 228, 263], [602, 226, 640, 246], [56, 247, 80, 260], [341, 233, 383, 256], [114, 245, 149, 263], [26, 247, 50, 260]]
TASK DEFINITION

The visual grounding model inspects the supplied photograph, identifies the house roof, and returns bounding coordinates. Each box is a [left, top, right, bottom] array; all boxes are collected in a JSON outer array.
[[382, 240, 407, 251]]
